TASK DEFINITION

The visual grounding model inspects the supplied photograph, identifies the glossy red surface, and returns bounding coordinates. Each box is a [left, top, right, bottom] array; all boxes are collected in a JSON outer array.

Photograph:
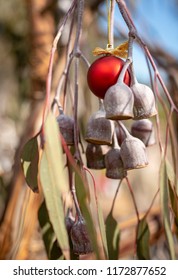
[[87, 56, 130, 99]]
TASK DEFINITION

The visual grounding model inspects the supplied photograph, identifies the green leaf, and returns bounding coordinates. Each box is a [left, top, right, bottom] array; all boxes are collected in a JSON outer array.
[[136, 217, 150, 260], [166, 159, 177, 190], [39, 112, 70, 259], [43, 112, 68, 194], [160, 160, 176, 259], [97, 201, 109, 259], [75, 171, 100, 259], [105, 211, 120, 260], [168, 181, 178, 218], [38, 201, 63, 260], [168, 180, 178, 237], [21, 136, 39, 192]]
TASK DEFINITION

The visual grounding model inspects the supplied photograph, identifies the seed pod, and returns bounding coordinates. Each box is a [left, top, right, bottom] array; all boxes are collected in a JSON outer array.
[[105, 148, 127, 179], [70, 217, 93, 255], [56, 113, 74, 145], [131, 119, 156, 146], [86, 143, 106, 169], [104, 81, 134, 120], [85, 104, 114, 145], [120, 135, 148, 170], [131, 82, 157, 119]]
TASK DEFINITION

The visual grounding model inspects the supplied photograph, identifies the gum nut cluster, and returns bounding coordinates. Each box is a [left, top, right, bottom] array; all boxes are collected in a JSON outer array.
[[85, 55, 157, 179]]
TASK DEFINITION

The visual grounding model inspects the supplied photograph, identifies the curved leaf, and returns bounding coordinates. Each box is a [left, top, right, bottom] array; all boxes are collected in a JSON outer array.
[[21, 136, 39, 192], [160, 160, 176, 259], [39, 112, 70, 259], [136, 217, 150, 260], [168, 180, 178, 238], [105, 211, 120, 260], [38, 201, 63, 260], [97, 202, 109, 259]]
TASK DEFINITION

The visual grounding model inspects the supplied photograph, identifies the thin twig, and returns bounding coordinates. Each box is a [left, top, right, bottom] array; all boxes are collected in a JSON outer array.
[[144, 188, 160, 219], [41, 0, 77, 140], [125, 177, 140, 223], [116, 0, 178, 115], [110, 180, 123, 214]]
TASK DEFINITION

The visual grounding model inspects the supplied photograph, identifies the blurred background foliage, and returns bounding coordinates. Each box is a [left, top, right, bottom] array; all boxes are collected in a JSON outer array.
[[0, 0, 178, 259]]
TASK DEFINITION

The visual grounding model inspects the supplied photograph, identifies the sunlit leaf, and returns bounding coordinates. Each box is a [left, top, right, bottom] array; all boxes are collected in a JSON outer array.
[[21, 136, 39, 192], [44, 112, 68, 194], [136, 217, 150, 260], [105, 211, 120, 260], [39, 112, 70, 259], [38, 201, 63, 259], [160, 160, 176, 259]]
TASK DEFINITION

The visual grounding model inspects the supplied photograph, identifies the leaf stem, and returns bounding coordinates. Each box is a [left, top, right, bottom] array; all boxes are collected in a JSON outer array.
[[125, 177, 140, 223], [110, 180, 122, 214]]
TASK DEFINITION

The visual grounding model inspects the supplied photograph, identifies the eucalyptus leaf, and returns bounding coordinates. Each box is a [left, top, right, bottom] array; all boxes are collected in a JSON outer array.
[[21, 136, 39, 192], [160, 160, 176, 259], [136, 217, 150, 260], [166, 159, 177, 190], [105, 211, 120, 260], [168, 181, 178, 217], [39, 112, 70, 259], [168, 180, 178, 237], [38, 201, 63, 260], [97, 202, 109, 259]]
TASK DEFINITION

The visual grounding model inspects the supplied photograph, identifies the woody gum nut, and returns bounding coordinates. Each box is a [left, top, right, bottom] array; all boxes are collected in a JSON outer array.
[[56, 114, 74, 145], [105, 148, 127, 179], [86, 143, 106, 169], [70, 218, 93, 255], [104, 82, 134, 120], [131, 83, 157, 119], [85, 108, 114, 145], [131, 119, 156, 146], [120, 135, 149, 170]]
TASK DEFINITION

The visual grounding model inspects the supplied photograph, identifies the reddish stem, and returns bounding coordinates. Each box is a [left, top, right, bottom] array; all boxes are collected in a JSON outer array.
[[125, 177, 140, 223], [144, 188, 160, 219], [116, 0, 178, 115]]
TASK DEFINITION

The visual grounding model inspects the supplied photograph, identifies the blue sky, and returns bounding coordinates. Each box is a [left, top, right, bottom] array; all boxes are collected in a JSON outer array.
[[99, 0, 178, 81]]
